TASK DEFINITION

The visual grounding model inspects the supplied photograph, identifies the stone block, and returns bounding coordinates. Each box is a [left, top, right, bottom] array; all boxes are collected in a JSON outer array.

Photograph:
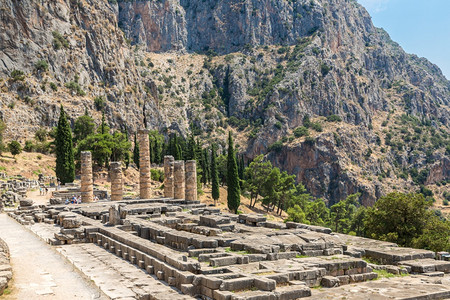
[[321, 276, 340, 288]]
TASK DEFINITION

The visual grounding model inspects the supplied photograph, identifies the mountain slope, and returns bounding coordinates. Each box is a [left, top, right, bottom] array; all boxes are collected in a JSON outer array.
[[0, 0, 448, 205]]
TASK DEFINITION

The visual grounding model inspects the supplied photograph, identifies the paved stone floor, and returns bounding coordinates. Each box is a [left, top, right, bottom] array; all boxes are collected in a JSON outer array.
[[0, 214, 106, 299]]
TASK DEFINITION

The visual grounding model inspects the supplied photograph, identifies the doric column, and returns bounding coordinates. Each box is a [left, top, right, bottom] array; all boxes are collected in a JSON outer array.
[[185, 160, 197, 201], [164, 155, 174, 198], [80, 151, 93, 203], [173, 160, 185, 200], [138, 129, 151, 199], [110, 162, 123, 201]]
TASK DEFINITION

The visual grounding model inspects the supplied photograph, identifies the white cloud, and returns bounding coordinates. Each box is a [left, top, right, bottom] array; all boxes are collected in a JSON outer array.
[[357, 0, 390, 13]]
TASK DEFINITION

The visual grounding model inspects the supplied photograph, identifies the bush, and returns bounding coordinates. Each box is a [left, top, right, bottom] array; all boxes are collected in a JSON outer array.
[[24, 140, 35, 152], [268, 141, 283, 152], [311, 122, 323, 132], [52, 31, 69, 50], [10, 69, 25, 82], [326, 114, 342, 122], [293, 126, 309, 138], [443, 199, 449, 206], [50, 82, 58, 91], [65, 80, 86, 96], [94, 96, 106, 111], [8, 140, 22, 157], [35, 60, 49, 72], [320, 63, 331, 76], [151, 169, 164, 182]]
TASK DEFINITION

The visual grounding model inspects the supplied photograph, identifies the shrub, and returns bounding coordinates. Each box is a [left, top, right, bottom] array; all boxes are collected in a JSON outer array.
[[10, 69, 25, 82], [8, 140, 22, 157], [65, 80, 86, 96], [35, 60, 49, 72], [443, 199, 449, 206], [24, 140, 34, 152], [293, 126, 309, 138], [150, 169, 164, 182], [326, 114, 342, 122], [311, 122, 323, 132], [268, 141, 283, 152], [50, 82, 58, 91], [320, 63, 331, 76], [52, 31, 69, 50], [94, 96, 106, 111]]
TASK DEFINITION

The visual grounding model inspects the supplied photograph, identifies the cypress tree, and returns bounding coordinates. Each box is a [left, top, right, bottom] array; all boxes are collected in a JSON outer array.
[[226, 132, 240, 213], [211, 144, 220, 206], [133, 132, 140, 169], [186, 133, 196, 160], [55, 105, 75, 184], [154, 138, 161, 164], [101, 111, 106, 134], [123, 127, 130, 169], [203, 148, 210, 184]]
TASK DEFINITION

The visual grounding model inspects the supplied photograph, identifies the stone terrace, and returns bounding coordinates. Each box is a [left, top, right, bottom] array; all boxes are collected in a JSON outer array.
[[7, 198, 450, 300]]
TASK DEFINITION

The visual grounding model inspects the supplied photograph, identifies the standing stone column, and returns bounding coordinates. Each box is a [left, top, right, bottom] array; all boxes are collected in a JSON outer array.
[[110, 162, 123, 201], [138, 129, 151, 199], [185, 160, 197, 201], [173, 160, 185, 200], [164, 156, 175, 198], [80, 151, 93, 203]]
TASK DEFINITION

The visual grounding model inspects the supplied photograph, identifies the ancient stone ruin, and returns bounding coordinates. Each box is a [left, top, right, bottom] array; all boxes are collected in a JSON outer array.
[[138, 129, 152, 200], [0, 238, 11, 295], [81, 151, 94, 203], [4, 135, 450, 299]]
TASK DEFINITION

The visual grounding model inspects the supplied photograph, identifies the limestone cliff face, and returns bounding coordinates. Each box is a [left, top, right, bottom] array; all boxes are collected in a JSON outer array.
[[0, 0, 448, 205]]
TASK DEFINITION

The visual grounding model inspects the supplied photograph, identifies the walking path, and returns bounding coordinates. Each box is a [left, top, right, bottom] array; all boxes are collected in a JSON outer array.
[[0, 214, 106, 299]]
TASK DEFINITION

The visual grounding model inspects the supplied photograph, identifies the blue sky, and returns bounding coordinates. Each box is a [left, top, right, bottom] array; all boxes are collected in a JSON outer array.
[[357, 0, 450, 80]]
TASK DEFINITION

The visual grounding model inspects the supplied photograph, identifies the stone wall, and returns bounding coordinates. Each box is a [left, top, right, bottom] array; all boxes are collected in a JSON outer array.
[[0, 238, 11, 295]]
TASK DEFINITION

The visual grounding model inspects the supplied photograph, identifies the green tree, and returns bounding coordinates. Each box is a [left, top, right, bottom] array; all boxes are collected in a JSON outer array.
[[211, 144, 220, 206], [412, 216, 450, 252], [133, 133, 140, 169], [286, 205, 308, 224], [305, 198, 330, 226], [350, 206, 367, 236], [73, 110, 95, 143], [365, 192, 430, 247], [226, 132, 240, 213], [243, 155, 272, 208], [330, 194, 359, 233], [8, 140, 22, 157], [55, 105, 75, 184]]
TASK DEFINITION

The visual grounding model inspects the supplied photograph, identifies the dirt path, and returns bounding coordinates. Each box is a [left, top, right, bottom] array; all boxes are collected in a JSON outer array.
[[0, 214, 106, 299]]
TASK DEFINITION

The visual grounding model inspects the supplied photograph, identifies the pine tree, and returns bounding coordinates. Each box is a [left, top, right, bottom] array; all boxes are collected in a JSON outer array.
[[226, 132, 240, 213], [211, 144, 220, 206], [55, 105, 75, 184], [133, 132, 140, 169]]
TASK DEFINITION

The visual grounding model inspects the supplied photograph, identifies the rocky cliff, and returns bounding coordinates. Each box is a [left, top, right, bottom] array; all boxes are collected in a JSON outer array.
[[0, 0, 448, 205]]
